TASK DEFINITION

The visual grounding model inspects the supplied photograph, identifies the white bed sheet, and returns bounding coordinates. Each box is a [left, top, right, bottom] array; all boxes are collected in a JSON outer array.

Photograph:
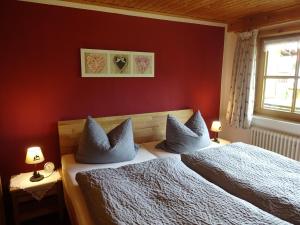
[[142, 140, 221, 159], [62, 147, 157, 225]]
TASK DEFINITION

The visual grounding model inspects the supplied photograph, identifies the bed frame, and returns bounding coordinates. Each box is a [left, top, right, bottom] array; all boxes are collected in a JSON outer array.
[[57, 109, 193, 225]]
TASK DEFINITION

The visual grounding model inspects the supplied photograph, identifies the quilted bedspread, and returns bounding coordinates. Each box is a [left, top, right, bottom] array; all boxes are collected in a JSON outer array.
[[181, 142, 300, 224], [76, 157, 289, 225]]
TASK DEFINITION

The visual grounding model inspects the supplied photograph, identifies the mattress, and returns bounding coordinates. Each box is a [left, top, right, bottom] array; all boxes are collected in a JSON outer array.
[[61, 147, 157, 225], [142, 140, 221, 159]]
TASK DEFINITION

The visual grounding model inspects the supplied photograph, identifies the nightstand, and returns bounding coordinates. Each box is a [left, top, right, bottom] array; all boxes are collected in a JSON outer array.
[[0, 176, 5, 225], [9, 171, 64, 225], [217, 138, 231, 145], [211, 138, 231, 146]]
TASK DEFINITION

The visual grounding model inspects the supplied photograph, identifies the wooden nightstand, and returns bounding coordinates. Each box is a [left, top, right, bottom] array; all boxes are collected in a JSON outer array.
[[217, 138, 231, 145], [0, 176, 5, 225], [9, 171, 64, 225], [211, 138, 231, 146]]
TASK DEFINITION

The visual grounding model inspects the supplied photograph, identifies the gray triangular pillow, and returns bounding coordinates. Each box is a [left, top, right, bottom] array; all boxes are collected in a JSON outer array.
[[75, 116, 138, 164], [156, 111, 210, 153]]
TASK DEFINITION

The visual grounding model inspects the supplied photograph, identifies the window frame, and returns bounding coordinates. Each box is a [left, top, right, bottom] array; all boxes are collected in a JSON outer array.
[[255, 33, 300, 122]]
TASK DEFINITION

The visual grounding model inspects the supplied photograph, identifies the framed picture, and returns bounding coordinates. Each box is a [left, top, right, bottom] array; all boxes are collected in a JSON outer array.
[[110, 52, 131, 75], [132, 53, 154, 75], [81, 49, 154, 77]]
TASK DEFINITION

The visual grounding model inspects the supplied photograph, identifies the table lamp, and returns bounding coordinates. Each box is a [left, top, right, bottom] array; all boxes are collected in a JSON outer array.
[[25, 146, 45, 182], [211, 121, 222, 143]]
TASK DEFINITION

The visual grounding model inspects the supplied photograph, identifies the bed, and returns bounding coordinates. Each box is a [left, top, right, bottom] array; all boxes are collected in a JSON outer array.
[[58, 109, 290, 225], [181, 142, 300, 224], [58, 109, 194, 225]]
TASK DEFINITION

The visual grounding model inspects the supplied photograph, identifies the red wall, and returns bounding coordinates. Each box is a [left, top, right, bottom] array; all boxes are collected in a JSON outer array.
[[0, 1, 224, 181]]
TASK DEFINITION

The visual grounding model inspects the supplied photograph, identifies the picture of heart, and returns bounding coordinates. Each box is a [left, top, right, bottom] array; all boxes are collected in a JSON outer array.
[[135, 56, 150, 73], [86, 53, 106, 73], [113, 55, 128, 72]]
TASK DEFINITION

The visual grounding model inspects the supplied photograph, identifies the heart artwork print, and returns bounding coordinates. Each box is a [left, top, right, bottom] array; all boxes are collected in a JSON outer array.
[[113, 55, 128, 72], [81, 49, 154, 77], [85, 53, 106, 73], [135, 56, 150, 73]]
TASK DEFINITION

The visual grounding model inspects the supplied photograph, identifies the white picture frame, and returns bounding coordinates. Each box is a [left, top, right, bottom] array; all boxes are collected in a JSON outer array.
[[80, 48, 155, 77]]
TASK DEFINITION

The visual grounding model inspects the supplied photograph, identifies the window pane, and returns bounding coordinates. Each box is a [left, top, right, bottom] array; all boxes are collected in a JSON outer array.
[[263, 78, 294, 112], [266, 42, 297, 76], [296, 80, 300, 114]]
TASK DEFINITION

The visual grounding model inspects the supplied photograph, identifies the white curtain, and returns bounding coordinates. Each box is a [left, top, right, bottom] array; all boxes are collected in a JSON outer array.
[[226, 30, 258, 129]]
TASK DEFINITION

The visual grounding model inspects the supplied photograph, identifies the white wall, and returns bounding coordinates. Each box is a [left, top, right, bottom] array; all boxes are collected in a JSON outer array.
[[218, 31, 300, 143]]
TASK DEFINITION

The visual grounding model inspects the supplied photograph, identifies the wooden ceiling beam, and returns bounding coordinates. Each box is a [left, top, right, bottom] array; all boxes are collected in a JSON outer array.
[[259, 21, 300, 38], [228, 5, 300, 32]]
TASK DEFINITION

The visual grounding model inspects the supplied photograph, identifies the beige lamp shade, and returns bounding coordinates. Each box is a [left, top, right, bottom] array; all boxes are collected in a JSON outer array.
[[211, 121, 222, 132], [25, 146, 45, 164]]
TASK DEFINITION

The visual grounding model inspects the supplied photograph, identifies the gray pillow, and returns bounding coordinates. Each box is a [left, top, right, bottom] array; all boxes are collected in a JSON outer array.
[[156, 111, 210, 153], [75, 116, 138, 164]]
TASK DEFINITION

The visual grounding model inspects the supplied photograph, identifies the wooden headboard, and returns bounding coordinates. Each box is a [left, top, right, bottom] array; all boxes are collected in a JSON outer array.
[[58, 109, 193, 155]]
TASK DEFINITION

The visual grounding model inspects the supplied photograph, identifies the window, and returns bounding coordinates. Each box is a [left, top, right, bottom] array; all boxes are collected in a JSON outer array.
[[256, 35, 300, 121]]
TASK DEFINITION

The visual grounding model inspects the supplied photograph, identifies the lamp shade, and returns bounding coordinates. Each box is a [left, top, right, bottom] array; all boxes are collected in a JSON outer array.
[[211, 121, 222, 132], [25, 147, 45, 164]]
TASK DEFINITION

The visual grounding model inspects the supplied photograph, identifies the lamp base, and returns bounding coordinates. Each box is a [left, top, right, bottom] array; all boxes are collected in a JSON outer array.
[[213, 138, 220, 143], [30, 171, 44, 182]]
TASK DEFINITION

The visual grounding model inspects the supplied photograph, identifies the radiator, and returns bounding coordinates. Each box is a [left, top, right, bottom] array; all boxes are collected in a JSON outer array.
[[250, 126, 300, 161]]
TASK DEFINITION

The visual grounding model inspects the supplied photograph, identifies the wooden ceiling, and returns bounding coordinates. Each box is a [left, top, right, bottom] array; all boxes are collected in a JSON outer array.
[[62, 0, 300, 31]]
